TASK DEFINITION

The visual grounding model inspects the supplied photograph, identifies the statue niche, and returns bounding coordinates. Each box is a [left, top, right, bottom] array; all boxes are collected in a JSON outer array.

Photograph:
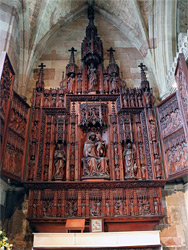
[[53, 142, 66, 180], [123, 140, 138, 179], [87, 63, 98, 93], [82, 132, 109, 179]]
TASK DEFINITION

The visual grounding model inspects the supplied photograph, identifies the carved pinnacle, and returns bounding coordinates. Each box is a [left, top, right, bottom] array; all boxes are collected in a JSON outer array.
[[107, 47, 116, 64], [68, 47, 77, 64]]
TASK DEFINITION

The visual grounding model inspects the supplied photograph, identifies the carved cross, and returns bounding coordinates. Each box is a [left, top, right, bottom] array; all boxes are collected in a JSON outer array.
[[69, 47, 77, 53], [107, 47, 115, 53], [38, 63, 46, 69], [138, 63, 146, 70]]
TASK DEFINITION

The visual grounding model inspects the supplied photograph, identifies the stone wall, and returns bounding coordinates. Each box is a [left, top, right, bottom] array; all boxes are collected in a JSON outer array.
[[3, 194, 33, 250], [0, 1, 21, 90], [156, 183, 188, 250]]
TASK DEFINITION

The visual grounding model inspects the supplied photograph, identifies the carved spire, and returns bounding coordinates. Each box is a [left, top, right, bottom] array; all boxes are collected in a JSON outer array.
[[36, 63, 46, 92], [66, 48, 78, 76], [108, 47, 116, 65], [59, 71, 66, 89], [107, 47, 119, 76], [81, 2, 103, 67], [138, 63, 150, 91], [69, 47, 77, 64], [86, 1, 97, 39]]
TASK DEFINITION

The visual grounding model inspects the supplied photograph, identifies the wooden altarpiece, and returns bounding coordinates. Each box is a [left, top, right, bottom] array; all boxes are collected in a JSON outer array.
[[23, 6, 166, 233], [1, 7, 188, 240]]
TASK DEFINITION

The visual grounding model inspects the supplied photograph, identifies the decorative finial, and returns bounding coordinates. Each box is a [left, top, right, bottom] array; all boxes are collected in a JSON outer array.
[[107, 47, 116, 65], [36, 63, 46, 92], [88, 0, 95, 21], [38, 62, 46, 70], [138, 63, 149, 91], [68, 47, 77, 64], [59, 71, 65, 89], [138, 63, 147, 81]]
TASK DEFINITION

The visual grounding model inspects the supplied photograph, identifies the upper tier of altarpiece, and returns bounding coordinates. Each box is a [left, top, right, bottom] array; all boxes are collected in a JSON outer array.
[[1, 4, 188, 233]]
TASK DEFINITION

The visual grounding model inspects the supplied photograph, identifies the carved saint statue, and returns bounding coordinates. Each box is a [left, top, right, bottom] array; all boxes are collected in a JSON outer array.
[[123, 141, 137, 179], [53, 143, 66, 180], [67, 73, 75, 94], [82, 132, 109, 179], [111, 73, 119, 93], [84, 132, 97, 158], [103, 73, 109, 94], [88, 63, 98, 93]]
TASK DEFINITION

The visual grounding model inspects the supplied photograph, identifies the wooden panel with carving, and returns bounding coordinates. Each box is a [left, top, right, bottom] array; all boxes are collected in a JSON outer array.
[[26, 181, 164, 232], [2, 91, 30, 180], [0, 52, 15, 161], [175, 53, 188, 128], [0, 52, 31, 181], [156, 91, 188, 179]]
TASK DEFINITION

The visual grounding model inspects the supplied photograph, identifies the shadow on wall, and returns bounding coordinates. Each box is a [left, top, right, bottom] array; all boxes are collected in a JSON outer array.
[[2, 187, 33, 250]]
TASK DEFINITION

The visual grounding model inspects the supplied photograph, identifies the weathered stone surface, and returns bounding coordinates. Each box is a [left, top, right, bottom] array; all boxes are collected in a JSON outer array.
[[158, 184, 188, 250]]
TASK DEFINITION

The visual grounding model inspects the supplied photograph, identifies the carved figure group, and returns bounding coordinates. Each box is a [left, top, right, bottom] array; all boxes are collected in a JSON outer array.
[[167, 141, 188, 175], [82, 132, 109, 178], [160, 107, 182, 137]]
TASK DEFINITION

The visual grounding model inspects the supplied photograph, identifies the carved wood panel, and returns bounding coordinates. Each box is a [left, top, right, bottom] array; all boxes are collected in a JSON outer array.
[[3, 92, 30, 180], [157, 91, 188, 179], [0, 52, 30, 181], [0, 52, 15, 160], [175, 53, 188, 127], [27, 186, 163, 220]]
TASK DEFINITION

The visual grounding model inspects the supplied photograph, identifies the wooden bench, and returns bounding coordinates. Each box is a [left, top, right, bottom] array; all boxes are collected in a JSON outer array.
[[65, 219, 85, 233]]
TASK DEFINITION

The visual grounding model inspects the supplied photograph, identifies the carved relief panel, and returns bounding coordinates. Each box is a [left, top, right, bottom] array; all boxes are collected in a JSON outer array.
[[27, 184, 163, 222], [175, 53, 188, 127], [0, 52, 15, 163], [157, 91, 188, 179]]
